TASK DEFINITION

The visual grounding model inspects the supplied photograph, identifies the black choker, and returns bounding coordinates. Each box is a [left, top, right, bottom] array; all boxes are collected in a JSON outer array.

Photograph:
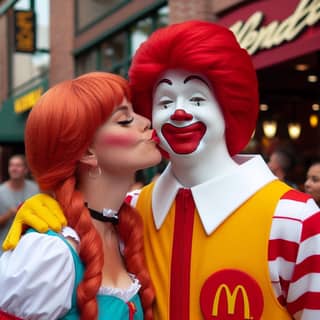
[[87, 207, 119, 225]]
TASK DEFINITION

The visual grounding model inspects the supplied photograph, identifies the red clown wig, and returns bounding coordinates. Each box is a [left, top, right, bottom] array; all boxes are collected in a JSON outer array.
[[129, 20, 259, 156], [25, 72, 154, 320]]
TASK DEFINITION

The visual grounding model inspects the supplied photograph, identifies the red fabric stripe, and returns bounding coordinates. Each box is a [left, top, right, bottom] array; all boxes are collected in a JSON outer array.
[[281, 190, 311, 202], [287, 292, 320, 315], [291, 255, 320, 282], [0, 310, 22, 320], [127, 302, 136, 320], [170, 188, 195, 320], [272, 215, 302, 223], [268, 239, 299, 262], [301, 212, 320, 242], [277, 294, 286, 307], [279, 277, 290, 297]]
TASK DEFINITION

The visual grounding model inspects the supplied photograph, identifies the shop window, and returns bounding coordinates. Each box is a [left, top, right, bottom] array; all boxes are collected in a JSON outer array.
[[12, 0, 50, 92], [75, 5, 169, 77], [76, 49, 98, 76], [156, 5, 169, 29], [130, 6, 169, 56], [76, 0, 129, 32], [112, 65, 129, 78], [130, 17, 153, 56], [101, 32, 127, 71]]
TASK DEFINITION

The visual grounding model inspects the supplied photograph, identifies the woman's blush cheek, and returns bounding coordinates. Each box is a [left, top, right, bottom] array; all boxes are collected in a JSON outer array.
[[97, 132, 140, 147]]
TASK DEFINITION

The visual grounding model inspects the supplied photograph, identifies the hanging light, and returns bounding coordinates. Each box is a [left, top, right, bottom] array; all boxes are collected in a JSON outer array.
[[308, 75, 318, 83], [262, 120, 277, 138], [309, 114, 319, 128], [260, 104, 269, 111], [295, 63, 309, 71], [288, 122, 301, 139], [312, 103, 320, 111]]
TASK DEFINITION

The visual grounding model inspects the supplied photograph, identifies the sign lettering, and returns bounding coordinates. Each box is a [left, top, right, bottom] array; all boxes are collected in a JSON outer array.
[[230, 0, 320, 55], [14, 87, 43, 113], [14, 10, 36, 53]]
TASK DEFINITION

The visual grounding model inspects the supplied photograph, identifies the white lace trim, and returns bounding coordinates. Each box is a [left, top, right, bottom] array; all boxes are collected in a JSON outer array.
[[61, 226, 80, 243], [98, 274, 141, 302]]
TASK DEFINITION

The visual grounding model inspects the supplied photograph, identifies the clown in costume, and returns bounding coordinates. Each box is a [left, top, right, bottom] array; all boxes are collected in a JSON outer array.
[[3, 22, 320, 319], [0, 72, 161, 319]]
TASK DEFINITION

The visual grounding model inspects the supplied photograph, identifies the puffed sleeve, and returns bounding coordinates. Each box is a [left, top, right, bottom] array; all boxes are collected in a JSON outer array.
[[0, 231, 75, 320]]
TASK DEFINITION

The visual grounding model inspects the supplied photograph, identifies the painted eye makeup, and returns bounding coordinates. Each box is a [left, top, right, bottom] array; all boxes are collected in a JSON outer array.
[[190, 96, 205, 106], [117, 117, 134, 126], [159, 99, 173, 109]]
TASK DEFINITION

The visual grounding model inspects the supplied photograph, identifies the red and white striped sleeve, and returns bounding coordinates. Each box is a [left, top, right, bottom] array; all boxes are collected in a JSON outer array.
[[268, 189, 320, 320]]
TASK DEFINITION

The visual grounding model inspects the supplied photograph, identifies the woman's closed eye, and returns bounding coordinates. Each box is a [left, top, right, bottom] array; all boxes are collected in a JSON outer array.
[[118, 117, 134, 126]]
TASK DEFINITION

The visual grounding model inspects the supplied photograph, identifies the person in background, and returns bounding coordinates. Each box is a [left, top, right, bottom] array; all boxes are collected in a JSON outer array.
[[0, 154, 39, 256], [304, 160, 320, 207], [267, 148, 298, 188], [0, 72, 161, 319]]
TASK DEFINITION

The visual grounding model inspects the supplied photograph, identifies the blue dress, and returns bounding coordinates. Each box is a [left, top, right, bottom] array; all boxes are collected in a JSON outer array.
[[31, 230, 144, 320]]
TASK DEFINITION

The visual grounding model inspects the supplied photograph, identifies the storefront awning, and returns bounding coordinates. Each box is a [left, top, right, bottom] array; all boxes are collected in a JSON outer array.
[[0, 97, 27, 142]]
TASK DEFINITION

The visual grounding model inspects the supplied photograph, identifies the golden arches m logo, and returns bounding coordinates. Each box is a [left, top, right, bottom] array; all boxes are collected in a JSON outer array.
[[200, 270, 264, 320], [212, 284, 251, 318]]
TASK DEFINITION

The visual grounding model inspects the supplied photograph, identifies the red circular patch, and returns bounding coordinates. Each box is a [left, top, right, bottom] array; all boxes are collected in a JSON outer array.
[[200, 269, 264, 320]]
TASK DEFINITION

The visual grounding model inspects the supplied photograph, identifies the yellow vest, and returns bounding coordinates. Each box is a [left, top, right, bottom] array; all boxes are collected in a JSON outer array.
[[136, 180, 293, 319]]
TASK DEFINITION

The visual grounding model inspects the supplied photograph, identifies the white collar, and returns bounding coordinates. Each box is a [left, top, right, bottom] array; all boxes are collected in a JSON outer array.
[[152, 154, 277, 235]]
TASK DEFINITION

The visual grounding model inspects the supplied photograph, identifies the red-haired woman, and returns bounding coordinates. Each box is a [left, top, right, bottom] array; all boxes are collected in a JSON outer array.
[[0, 72, 161, 320]]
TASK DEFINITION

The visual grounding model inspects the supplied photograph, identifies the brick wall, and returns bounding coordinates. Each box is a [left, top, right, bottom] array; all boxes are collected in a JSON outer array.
[[50, 0, 75, 85], [169, 0, 250, 22], [212, 0, 250, 14], [169, 0, 213, 22], [0, 13, 8, 101]]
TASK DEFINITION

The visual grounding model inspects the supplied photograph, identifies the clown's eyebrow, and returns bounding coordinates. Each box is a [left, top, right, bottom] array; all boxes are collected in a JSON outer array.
[[156, 78, 172, 88], [184, 75, 209, 87]]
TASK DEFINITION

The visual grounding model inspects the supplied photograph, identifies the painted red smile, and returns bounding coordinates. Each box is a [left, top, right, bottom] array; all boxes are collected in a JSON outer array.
[[161, 122, 206, 154]]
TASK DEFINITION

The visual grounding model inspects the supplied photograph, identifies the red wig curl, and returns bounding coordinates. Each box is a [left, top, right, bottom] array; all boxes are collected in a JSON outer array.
[[129, 20, 259, 156], [25, 72, 154, 319]]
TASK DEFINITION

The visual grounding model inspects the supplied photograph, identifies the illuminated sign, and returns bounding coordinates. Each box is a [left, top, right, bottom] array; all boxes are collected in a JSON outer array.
[[229, 0, 320, 55], [14, 10, 36, 53], [212, 284, 251, 318], [14, 87, 43, 113]]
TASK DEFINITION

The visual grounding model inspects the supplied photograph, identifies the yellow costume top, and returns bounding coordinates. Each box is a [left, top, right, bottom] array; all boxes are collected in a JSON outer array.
[[136, 179, 292, 319]]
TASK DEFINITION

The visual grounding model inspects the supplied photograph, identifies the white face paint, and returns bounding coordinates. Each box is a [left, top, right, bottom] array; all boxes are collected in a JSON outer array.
[[152, 69, 226, 156]]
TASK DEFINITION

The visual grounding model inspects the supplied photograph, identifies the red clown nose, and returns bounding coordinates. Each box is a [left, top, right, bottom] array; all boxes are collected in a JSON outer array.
[[170, 109, 193, 121]]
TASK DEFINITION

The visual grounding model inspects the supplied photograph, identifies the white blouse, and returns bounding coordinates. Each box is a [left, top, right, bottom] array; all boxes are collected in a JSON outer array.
[[0, 227, 140, 320]]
